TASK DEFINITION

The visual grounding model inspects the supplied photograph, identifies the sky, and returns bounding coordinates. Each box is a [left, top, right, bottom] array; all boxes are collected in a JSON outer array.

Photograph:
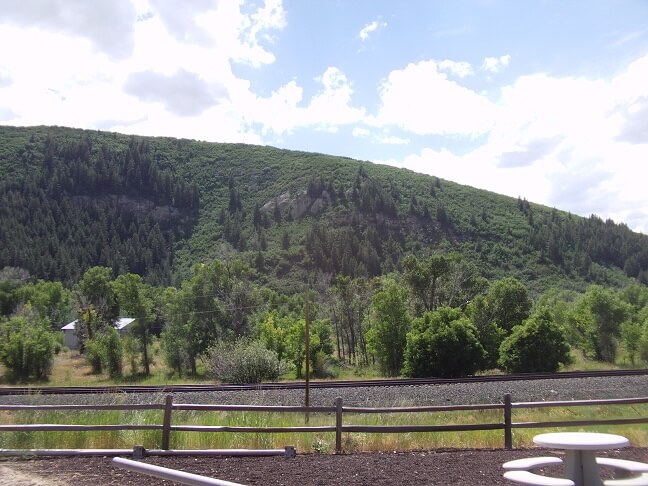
[[1, 1, 648, 232]]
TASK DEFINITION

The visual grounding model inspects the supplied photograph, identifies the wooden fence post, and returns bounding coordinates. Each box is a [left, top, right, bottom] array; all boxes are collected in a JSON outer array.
[[335, 397, 343, 454], [504, 393, 512, 450], [162, 395, 173, 450]]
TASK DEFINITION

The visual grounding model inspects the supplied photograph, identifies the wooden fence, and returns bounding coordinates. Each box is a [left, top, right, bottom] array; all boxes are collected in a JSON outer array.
[[2, 394, 648, 454]]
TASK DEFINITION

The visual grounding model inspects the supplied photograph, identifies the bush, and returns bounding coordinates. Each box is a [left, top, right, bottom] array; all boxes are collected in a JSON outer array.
[[402, 307, 485, 378], [0, 316, 55, 382], [498, 308, 572, 373], [85, 328, 123, 378], [205, 339, 288, 384], [85, 338, 104, 374]]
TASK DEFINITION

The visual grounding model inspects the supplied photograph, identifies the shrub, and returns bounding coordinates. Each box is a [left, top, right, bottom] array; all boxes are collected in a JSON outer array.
[[0, 316, 55, 382], [84, 328, 123, 378], [205, 339, 288, 384], [402, 307, 485, 378], [84, 338, 104, 374], [498, 308, 572, 373]]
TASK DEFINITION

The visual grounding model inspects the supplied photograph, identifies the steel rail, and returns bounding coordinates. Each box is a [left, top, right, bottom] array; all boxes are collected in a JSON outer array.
[[1, 369, 647, 396]]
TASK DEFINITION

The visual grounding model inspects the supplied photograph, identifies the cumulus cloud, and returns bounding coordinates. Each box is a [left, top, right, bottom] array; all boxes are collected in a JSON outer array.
[[498, 137, 564, 168], [252, 67, 364, 135], [378, 53, 648, 232], [546, 162, 613, 216], [352, 127, 371, 138], [147, 0, 215, 44], [437, 60, 473, 78], [123, 69, 227, 116], [359, 20, 387, 41], [233, 0, 286, 66], [0, 70, 11, 88], [0, 0, 136, 59], [372, 60, 495, 136], [615, 97, 648, 144], [482, 55, 511, 73], [377, 135, 409, 145], [0, 106, 17, 121]]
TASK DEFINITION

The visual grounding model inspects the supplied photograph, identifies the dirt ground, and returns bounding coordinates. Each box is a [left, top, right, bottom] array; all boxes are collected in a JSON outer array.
[[2, 448, 648, 485]]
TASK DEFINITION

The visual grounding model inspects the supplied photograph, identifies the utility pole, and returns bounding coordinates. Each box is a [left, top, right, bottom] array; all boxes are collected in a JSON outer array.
[[304, 292, 310, 423]]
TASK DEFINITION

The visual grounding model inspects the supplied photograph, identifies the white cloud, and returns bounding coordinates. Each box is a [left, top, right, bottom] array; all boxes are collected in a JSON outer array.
[[352, 127, 371, 137], [359, 20, 387, 41], [123, 69, 227, 116], [482, 55, 511, 73], [371, 59, 496, 136], [378, 53, 648, 233], [0, 0, 286, 138], [438, 60, 474, 78], [377, 135, 409, 145], [251, 67, 365, 135], [229, 0, 286, 66], [0, 0, 137, 59]]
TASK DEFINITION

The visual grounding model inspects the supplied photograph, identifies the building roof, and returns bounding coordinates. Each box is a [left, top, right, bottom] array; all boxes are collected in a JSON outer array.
[[61, 317, 136, 331]]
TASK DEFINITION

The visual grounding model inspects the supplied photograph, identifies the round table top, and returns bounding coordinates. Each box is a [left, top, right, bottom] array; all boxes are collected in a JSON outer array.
[[533, 432, 630, 450]]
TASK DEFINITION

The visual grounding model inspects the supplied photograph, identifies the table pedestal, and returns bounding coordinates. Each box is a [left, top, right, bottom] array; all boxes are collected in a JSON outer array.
[[564, 450, 604, 486]]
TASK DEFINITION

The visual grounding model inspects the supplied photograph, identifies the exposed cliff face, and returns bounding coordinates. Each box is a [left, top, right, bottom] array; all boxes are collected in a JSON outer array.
[[71, 194, 189, 227], [262, 190, 333, 219]]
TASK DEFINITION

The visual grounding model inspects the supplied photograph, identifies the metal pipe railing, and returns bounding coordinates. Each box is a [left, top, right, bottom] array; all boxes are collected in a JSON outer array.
[[112, 457, 248, 486]]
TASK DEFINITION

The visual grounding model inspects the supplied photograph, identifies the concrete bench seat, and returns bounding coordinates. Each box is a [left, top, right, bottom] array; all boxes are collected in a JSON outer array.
[[503, 457, 564, 470], [597, 458, 648, 486], [597, 458, 648, 474], [604, 475, 648, 486], [503, 470, 575, 486]]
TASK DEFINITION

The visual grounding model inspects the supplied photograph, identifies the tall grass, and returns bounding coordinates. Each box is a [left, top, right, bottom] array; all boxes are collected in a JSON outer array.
[[2, 400, 648, 453]]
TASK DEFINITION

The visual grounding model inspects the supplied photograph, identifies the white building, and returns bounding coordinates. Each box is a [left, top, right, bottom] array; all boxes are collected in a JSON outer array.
[[61, 317, 136, 350]]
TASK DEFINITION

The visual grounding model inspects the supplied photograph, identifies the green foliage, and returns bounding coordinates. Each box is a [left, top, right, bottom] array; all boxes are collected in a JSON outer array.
[[498, 308, 572, 373], [366, 279, 410, 376], [76, 266, 119, 343], [2, 125, 648, 296], [329, 276, 373, 366], [160, 259, 258, 375], [484, 277, 532, 333], [4, 126, 648, 379], [309, 318, 335, 378], [14, 280, 71, 328], [403, 307, 485, 378], [403, 254, 452, 313], [113, 273, 154, 375], [0, 314, 56, 382], [205, 338, 287, 384], [572, 285, 632, 362], [101, 327, 123, 379], [84, 327, 123, 378], [620, 321, 642, 365], [402, 253, 487, 316], [468, 277, 531, 369], [257, 310, 290, 361]]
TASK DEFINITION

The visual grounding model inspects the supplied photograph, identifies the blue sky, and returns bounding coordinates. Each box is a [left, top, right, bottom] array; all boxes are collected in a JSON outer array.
[[1, 1, 648, 231]]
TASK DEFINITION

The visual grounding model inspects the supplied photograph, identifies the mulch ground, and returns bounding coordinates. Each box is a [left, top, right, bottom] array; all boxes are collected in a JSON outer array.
[[2, 448, 648, 485]]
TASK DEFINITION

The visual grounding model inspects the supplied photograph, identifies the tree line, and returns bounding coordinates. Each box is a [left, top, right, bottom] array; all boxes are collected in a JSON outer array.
[[2, 251, 648, 383], [0, 131, 199, 285]]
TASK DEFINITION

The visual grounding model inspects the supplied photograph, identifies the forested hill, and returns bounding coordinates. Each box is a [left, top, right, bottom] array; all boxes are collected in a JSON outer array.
[[1, 124, 647, 293]]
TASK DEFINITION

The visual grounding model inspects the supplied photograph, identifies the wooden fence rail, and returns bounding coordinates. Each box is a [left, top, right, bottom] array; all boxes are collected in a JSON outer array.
[[2, 394, 648, 454]]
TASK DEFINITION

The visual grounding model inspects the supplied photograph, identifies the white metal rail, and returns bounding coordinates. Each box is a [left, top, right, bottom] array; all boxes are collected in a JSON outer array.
[[112, 457, 249, 486]]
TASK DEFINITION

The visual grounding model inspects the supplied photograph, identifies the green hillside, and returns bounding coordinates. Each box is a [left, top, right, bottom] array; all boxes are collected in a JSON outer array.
[[1, 124, 647, 295]]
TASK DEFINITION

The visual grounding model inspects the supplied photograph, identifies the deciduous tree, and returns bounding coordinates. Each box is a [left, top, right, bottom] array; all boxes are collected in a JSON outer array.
[[498, 308, 572, 373], [366, 279, 410, 376], [403, 307, 484, 378]]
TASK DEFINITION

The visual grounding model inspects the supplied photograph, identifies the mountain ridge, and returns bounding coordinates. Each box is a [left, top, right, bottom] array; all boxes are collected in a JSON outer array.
[[1, 124, 646, 294]]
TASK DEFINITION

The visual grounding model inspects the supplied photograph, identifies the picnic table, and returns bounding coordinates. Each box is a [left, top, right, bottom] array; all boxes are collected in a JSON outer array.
[[504, 432, 648, 486]]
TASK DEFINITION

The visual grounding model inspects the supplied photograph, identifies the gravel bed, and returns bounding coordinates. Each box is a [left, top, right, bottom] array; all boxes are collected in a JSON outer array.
[[2, 375, 648, 407]]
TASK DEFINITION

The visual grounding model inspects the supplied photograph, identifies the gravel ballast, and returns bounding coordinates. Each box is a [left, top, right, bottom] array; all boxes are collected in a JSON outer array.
[[2, 375, 648, 407]]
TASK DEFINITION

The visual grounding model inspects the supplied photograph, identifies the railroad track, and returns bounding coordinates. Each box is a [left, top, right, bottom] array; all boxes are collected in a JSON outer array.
[[1, 369, 647, 396]]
